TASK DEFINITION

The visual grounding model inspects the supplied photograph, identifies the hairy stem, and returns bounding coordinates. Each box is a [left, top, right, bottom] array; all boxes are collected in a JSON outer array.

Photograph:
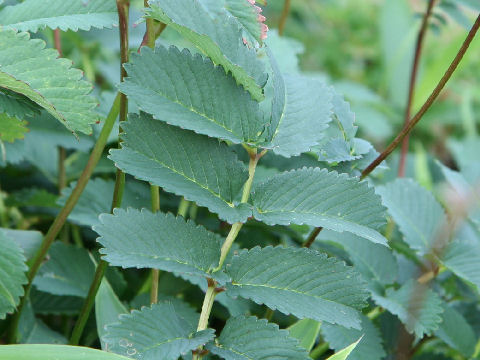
[[398, 0, 436, 177], [361, 14, 480, 180], [68, 0, 130, 344], [9, 93, 121, 343], [278, 0, 291, 36]]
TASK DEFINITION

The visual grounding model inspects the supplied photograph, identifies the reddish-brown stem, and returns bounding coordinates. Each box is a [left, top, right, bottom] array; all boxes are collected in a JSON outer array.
[[398, 0, 436, 177], [361, 14, 480, 180], [278, 0, 291, 36], [303, 227, 323, 248], [54, 28, 62, 57]]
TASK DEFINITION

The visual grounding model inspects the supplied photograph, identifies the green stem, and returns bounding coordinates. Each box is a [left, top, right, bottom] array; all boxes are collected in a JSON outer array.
[[69, 260, 108, 345], [197, 281, 216, 331], [216, 148, 261, 271], [8, 93, 121, 343], [68, 0, 130, 345], [193, 149, 263, 360], [177, 198, 191, 218], [193, 281, 217, 360], [361, 14, 480, 180]]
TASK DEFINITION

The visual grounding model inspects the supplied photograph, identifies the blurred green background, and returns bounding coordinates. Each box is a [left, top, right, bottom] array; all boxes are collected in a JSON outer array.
[[263, 0, 480, 174]]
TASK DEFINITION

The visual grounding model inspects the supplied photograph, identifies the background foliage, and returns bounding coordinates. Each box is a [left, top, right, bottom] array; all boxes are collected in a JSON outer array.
[[0, 0, 479, 359]]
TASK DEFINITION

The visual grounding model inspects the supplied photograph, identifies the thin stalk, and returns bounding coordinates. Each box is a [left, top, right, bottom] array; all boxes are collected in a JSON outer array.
[[54, 28, 62, 57], [398, 0, 436, 177], [278, 0, 291, 36], [9, 93, 121, 343], [303, 227, 323, 248], [68, 0, 130, 345], [58, 148, 67, 193], [361, 14, 480, 180], [193, 149, 263, 360], [69, 260, 107, 345]]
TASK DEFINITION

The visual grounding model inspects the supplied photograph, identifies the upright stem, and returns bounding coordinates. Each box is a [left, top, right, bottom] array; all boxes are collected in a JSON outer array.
[[9, 93, 121, 343], [69, 0, 130, 345], [197, 280, 216, 332], [69, 260, 108, 345], [278, 0, 291, 36], [216, 149, 261, 270], [398, 0, 436, 177], [361, 14, 480, 180], [193, 149, 263, 360]]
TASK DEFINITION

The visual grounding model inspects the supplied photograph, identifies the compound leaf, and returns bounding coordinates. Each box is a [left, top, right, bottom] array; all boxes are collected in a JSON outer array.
[[251, 168, 387, 245], [0, 231, 28, 319], [206, 315, 310, 360], [0, 0, 118, 33], [147, 0, 267, 101], [226, 246, 368, 329], [103, 302, 214, 360], [0, 30, 98, 134], [95, 208, 225, 282], [109, 112, 251, 224]]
